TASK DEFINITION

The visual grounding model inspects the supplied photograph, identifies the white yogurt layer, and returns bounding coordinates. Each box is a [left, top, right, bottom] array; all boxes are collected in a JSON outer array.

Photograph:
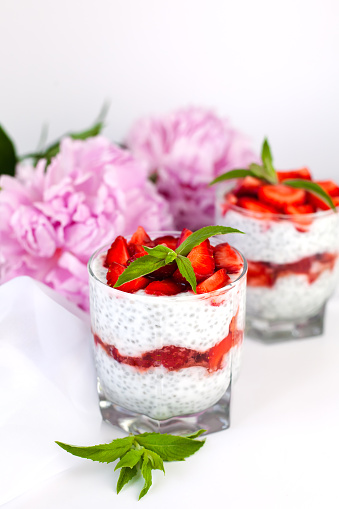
[[246, 262, 339, 320], [89, 248, 246, 419], [218, 207, 339, 264]]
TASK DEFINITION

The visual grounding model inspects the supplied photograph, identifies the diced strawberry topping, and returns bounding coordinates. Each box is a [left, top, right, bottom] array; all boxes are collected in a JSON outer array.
[[106, 261, 149, 293], [221, 193, 238, 215], [128, 226, 152, 246], [105, 236, 130, 267], [277, 167, 312, 182], [145, 278, 185, 296], [176, 228, 192, 247], [234, 176, 262, 198], [283, 204, 315, 231], [196, 269, 231, 294], [316, 180, 339, 197], [126, 252, 148, 265], [308, 181, 339, 211], [213, 243, 244, 273], [237, 196, 279, 216], [174, 239, 215, 283], [154, 235, 178, 250], [284, 204, 315, 215], [258, 184, 306, 211]]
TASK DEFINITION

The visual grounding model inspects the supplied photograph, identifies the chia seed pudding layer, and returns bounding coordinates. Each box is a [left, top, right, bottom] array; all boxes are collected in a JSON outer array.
[[216, 188, 339, 322], [88, 238, 246, 420]]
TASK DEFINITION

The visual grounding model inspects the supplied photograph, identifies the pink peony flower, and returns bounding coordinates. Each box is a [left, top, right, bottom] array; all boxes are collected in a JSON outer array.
[[127, 107, 258, 230], [0, 136, 173, 310]]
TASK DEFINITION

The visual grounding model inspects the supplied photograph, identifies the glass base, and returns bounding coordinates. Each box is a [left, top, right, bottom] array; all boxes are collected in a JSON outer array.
[[97, 379, 232, 436], [246, 304, 326, 341]]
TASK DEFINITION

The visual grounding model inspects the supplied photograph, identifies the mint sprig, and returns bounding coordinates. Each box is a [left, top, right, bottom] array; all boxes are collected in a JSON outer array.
[[210, 138, 337, 211], [56, 431, 206, 500], [114, 225, 244, 292]]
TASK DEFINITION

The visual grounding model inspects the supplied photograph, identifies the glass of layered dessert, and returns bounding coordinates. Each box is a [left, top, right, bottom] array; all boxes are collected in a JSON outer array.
[[215, 167, 339, 340], [88, 226, 247, 435]]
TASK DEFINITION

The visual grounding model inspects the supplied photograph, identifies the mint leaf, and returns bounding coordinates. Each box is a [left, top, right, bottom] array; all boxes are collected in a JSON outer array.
[[139, 455, 153, 500], [117, 465, 138, 494], [0, 125, 17, 176], [282, 179, 337, 212], [175, 225, 244, 257], [55, 436, 134, 463], [56, 430, 205, 500], [183, 429, 206, 439], [209, 168, 260, 186], [134, 433, 205, 461], [114, 255, 167, 287], [144, 450, 165, 473], [143, 245, 176, 259], [114, 448, 144, 470], [261, 138, 273, 166], [261, 139, 278, 183], [176, 256, 197, 293]]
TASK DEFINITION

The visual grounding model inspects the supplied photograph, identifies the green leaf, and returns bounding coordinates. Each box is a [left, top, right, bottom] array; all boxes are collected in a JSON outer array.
[[176, 256, 197, 293], [143, 245, 176, 259], [114, 255, 167, 287], [261, 138, 273, 166], [183, 429, 206, 439], [261, 138, 278, 183], [55, 436, 134, 463], [116, 465, 138, 494], [134, 433, 206, 462], [209, 169, 259, 186], [175, 225, 244, 257], [0, 125, 17, 176], [19, 103, 108, 166], [139, 455, 153, 500], [114, 448, 144, 471], [282, 179, 337, 211], [144, 450, 165, 473]]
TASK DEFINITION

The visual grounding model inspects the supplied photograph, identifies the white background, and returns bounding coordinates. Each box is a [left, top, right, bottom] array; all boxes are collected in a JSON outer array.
[[1, 0, 339, 179]]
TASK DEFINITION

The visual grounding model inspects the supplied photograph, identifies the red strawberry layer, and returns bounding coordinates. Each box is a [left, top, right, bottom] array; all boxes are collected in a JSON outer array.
[[93, 316, 243, 373], [247, 252, 338, 287]]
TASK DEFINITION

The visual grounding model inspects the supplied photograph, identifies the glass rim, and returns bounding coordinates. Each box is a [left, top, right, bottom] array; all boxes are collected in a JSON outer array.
[[87, 230, 248, 301]]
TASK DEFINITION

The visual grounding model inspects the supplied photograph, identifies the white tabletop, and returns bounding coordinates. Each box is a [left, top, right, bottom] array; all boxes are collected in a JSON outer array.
[[2, 278, 339, 509]]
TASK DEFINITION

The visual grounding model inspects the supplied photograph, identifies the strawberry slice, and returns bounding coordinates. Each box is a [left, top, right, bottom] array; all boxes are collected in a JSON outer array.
[[126, 252, 148, 265], [145, 278, 185, 296], [237, 196, 279, 216], [186, 239, 215, 282], [213, 243, 244, 273], [105, 236, 130, 267], [308, 181, 339, 211], [284, 204, 315, 232], [154, 235, 178, 250], [176, 228, 192, 247], [234, 176, 262, 198], [258, 184, 306, 211], [277, 167, 312, 182], [208, 332, 232, 371], [196, 269, 231, 294], [106, 262, 149, 293], [316, 180, 339, 197], [221, 193, 238, 215], [247, 261, 275, 287], [128, 226, 152, 246]]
